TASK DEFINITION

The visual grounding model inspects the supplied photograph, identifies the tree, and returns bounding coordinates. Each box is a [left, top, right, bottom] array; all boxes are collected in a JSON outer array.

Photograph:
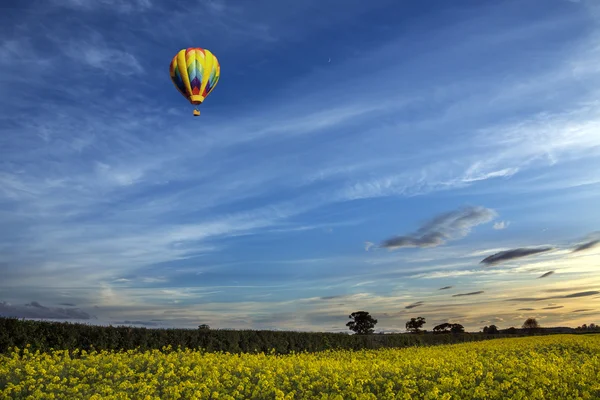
[[577, 323, 597, 331], [450, 323, 465, 333], [198, 324, 210, 330], [522, 318, 539, 333], [406, 317, 426, 333], [433, 322, 451, 333], [483, 325, 499, 334], [346, 311, 377, 335]]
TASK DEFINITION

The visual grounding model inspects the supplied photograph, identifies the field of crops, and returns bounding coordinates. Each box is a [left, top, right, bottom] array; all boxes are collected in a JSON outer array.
[[1, 335, 599, 399]]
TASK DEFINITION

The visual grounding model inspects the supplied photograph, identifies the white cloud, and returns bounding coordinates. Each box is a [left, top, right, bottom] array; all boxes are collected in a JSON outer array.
[[493, 221, 510, 230], [64, 40, 143, 75]]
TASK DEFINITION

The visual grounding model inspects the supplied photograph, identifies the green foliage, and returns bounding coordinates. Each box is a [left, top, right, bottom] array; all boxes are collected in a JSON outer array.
[[433, 322, 452, 333], [483, 325, 499, 334], [433, 322, 464, 334], [0, 317, 526, 356], [346, 311, 377, 335], [406, 317, 426, 333], [522, 318, 540, 332]]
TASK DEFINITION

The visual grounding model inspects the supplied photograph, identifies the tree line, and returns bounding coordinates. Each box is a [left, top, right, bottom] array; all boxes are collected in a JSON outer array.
[[1, 314, 596, 356], [0, 317, 521, 356], [346, 311, 598, 335]]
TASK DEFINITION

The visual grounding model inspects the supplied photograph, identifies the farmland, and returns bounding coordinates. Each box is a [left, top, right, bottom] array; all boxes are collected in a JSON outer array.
[[2, 334, 599, 399]]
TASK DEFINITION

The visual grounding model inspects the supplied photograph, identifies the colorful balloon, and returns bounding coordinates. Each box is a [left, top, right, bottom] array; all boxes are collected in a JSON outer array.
[[169, 48, 220, 116]]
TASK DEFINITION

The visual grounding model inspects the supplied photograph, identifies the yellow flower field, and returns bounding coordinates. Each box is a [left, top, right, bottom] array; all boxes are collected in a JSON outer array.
[[1, 335, 599, 399]]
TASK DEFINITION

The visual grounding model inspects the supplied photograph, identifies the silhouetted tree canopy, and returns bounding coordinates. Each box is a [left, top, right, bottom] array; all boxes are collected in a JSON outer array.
[[483, 325, 499, 334], [346, 311, 378, 335], [433, 323, 452, 333], [432, 322, 464, 333], [522, 318, 539, 332], [198, 324, 210, 330], [576, 323, 598, 331], [406, 317, 426, 333]]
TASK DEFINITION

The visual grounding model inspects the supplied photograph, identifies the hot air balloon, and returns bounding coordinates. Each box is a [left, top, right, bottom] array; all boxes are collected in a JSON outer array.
[[169, 47, 220, 117]]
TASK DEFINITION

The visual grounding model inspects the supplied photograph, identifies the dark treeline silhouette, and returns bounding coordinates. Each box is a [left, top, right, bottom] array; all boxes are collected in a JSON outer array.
[[346, 312, 598, 337], [576, 323, 598, 331], [1, 317, 521, 356], [1, 314, 597, 356]]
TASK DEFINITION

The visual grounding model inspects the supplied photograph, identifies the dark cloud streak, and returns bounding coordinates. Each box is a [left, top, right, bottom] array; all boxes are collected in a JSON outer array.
[[480, 247, 553, 265], [378, 206, 496, 250], [507, 290, 600, 302], [572, 239, 600, 253], [538, 271, 554, 279], [0, 301, 94, 320], [405, 301, 424, 309], [452, 291, 484, 297]]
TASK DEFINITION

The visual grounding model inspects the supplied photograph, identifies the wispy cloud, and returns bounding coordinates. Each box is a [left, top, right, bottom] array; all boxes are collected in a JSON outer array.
[[480, 247, 555, 266], [0, 301, 94, 320], [572, 235, 600, 253], [543, 285, 599, 293], [51, 0, 153, 13], [539, 271, 555, 279], [452, 291, 485, 298], [508, 291, 600, 302], [375, 206, 497, 250], [493, 221, 510, 230], [405, 301, 425, 309], [58, 30, 144, 76]]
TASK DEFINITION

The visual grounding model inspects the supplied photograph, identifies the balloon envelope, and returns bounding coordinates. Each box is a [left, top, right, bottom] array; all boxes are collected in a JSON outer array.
[[170, 48, 220, 105]]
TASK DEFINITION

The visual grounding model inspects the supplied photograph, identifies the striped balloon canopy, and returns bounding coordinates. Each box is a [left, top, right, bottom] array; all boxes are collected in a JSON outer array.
[[169, 48, 220, 114]]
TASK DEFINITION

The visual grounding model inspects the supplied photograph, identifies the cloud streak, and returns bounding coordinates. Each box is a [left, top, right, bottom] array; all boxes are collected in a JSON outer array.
[[0, 301, 94, 320], [573, 239, 600, 253], [405, 301, 425, 309], [377, 206, 496, 250], [452, 291, 485, 298], [507, 291, 600, 302], [480, 247, 554, 265], [539, 271, 555, 278]]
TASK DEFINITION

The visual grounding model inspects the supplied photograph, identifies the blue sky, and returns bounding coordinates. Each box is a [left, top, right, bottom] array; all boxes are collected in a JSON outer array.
[[1, 0, 600, 332]]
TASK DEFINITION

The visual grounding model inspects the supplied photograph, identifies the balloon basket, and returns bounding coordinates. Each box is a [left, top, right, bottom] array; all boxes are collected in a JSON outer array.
[[193, 109, 200, 116]]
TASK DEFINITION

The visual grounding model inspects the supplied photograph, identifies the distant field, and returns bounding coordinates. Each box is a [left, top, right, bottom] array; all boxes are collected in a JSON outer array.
[[1, 335, 599, 399]]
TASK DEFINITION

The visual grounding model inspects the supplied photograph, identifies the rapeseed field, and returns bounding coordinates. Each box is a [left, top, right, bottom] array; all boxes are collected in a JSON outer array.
[[1, 335, 599, 399]]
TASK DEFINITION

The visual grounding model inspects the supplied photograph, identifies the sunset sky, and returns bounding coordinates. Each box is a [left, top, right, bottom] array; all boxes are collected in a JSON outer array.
[[1, 0, 599, 332]]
